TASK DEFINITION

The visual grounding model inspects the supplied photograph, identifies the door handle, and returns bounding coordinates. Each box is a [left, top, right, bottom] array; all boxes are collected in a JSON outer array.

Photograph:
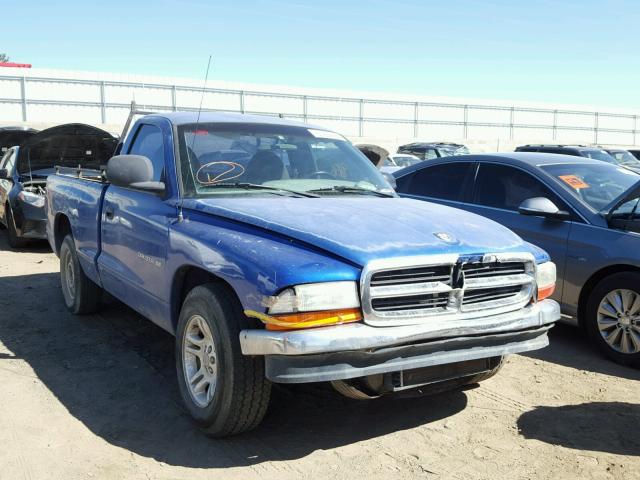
[[105, 207, 114, 220]]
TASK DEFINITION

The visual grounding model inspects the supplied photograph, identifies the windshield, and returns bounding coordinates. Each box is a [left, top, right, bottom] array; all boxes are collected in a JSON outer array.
[[541, 163, 640, 211], [578, 149, 616, 164], [607, 150, 640, 168], [177, 123, 392, 197]]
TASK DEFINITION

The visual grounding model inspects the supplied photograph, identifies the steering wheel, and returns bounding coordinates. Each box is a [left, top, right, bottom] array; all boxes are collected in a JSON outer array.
[[308, 170, 337, 179]]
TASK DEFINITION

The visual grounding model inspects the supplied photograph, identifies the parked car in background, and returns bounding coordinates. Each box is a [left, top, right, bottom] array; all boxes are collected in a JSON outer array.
[[628, 149, 640, 161], [603, 148, 640, 172], [394, 152, 640, 367], [0, 124, 117, 247], [515, 144, 618, 163], [46, 111, 559, 436], [0, 126, 38, 155], [398, 142, 470, 160], [381, 153, 422, 174]]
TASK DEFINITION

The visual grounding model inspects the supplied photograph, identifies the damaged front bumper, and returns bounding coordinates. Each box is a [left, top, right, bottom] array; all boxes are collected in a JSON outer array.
[[240, 299, 559, 383]]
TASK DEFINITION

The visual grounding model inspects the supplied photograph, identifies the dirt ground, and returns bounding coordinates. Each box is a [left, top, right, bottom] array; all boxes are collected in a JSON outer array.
[[0, 232, 638, 480]]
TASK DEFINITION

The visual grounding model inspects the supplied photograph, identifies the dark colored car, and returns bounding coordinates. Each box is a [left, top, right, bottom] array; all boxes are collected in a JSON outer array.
[[394, 152, 640, 366], [604, 148, 640, 172], [515, 144, 618, 163], [0, 126, 38, 155], [628, 149, 640, 161], [398, 142, 470, 160], [0, 123, 117, 247]]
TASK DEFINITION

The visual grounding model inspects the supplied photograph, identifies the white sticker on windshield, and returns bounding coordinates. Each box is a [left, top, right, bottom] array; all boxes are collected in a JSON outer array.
[[307, 129, 346, 141]]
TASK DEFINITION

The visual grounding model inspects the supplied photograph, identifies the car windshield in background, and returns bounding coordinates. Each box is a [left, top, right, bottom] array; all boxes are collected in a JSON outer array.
[[438, 146, 470, 157], [177, 123, 391, 197], [541, 163, 640, 211], [393, 156, 421, 167], [608, 150, 640, 168], [578, 149, 616, 163]]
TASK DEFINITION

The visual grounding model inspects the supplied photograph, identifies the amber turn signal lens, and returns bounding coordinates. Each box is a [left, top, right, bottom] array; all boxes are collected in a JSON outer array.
[[537, 284, 555, 302], [265, 308, 363, 331]]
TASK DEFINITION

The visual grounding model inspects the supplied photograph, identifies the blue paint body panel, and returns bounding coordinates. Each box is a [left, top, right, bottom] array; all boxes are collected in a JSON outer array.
[[46, 114, 548, 335]]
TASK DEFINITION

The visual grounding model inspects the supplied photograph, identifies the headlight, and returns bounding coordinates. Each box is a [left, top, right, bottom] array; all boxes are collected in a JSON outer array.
[[18, 191, 45, 208], [262, 281, 362, 330], [536, 261, 556, 301]]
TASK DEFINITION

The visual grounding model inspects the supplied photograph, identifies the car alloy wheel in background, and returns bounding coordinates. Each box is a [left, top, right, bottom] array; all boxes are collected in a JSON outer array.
[[597, 289, 640, 354]]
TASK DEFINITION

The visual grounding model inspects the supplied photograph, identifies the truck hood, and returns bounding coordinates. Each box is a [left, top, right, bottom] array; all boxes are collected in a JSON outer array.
[[183, 197, 538, 266]]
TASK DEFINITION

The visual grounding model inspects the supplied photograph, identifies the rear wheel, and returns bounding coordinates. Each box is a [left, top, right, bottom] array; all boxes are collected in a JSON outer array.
[[59, 235, 103, 314], [585, 272, 640, 367], [6, 206, 27, 248], [175, 283, 271, 437]]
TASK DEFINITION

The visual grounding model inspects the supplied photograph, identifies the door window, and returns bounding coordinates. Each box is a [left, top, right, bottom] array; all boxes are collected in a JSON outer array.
[[474, 163, 564, 211], [128, 125, 165, 182], [404, 162, 473, 201]]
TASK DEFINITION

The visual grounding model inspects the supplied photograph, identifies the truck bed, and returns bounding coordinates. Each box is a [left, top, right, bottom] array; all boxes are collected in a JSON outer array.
[[46, 172, 109, 286]]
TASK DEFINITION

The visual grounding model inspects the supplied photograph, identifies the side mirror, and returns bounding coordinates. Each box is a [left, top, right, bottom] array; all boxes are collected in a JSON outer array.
[[518, 197, 570, 220], [0, 169, 8, 180], [106, 155, 165, 193]]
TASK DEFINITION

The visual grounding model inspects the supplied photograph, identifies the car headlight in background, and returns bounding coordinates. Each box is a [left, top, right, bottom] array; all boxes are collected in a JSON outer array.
[[536, 261, 556, 301], [263, 281, 362, 330], [18, 191, 45, 208]]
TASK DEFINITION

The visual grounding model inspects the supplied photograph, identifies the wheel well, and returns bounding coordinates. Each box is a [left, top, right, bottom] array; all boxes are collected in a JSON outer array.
[[54, 214, 72, 255], [170, 266, 240, 332], [577, 264, 640, 327]]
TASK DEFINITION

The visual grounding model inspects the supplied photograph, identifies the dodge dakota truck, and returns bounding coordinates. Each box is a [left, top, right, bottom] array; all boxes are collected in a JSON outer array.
[[46, 110, 560, 437]]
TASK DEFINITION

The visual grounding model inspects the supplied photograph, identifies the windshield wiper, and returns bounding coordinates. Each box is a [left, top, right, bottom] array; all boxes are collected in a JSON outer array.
[[201, 182, 320, 198], [309, 186, 395, 197]]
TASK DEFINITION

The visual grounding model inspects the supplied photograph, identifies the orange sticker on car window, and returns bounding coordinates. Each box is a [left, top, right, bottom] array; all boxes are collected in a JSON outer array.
[[559, 175, 590, 189]]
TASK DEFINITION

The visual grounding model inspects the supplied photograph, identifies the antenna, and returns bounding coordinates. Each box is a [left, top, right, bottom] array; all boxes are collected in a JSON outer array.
[[178, 55, 212, 223], [190, 54, 212, 152]]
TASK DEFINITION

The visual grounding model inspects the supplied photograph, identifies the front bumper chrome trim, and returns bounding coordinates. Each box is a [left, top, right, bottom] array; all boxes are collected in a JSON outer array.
[[239, 299, 560, 356]]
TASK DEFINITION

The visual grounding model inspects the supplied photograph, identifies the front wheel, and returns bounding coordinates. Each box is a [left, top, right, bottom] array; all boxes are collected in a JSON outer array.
[[59, 235, 103, 314], [175, 283, 271, 437], [585, 272, 640, 367]]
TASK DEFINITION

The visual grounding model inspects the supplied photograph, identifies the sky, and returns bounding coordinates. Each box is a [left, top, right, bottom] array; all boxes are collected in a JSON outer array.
[[3, 0, 640, 109]]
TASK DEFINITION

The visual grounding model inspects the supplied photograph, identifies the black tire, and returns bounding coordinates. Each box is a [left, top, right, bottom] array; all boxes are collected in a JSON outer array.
[[6, 206, 27, 248], [585, 272, 640, 368], [59, 234, 103, 314], [175, 283, 271, 437]]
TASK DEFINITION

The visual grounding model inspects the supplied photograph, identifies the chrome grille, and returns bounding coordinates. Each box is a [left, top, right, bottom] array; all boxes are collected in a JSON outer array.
[[372, 292, 450, 312], [361, 253, 535, 326], [370, 266, 452, 286]]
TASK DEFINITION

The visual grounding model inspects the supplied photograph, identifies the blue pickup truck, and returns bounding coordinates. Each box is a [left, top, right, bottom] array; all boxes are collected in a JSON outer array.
[[46, 111, 560, 436]]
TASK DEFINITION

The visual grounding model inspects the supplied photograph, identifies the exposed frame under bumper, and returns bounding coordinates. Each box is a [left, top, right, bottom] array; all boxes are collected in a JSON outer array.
[[240, 299, 559, 356]]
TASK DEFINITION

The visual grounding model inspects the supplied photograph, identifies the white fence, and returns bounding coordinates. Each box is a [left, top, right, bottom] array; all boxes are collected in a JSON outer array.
[[1, 70, 639, 147]]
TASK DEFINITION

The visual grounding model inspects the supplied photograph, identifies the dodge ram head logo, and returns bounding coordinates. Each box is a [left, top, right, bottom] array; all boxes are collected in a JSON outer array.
[[434, 232, 457, 244]]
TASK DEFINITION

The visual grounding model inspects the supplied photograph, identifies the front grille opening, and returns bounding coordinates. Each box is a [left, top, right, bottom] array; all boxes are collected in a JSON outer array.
[[462, 285, 522, 305], [462, 262, 526, 278], [370, 266, 452, 286], [372, 292, 450, 312]]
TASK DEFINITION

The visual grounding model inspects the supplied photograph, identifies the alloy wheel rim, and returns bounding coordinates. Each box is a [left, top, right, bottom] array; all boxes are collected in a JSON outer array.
[[62, 250, 76, 303], [597, 289, 640, 354], [182, 315, 218, 408]]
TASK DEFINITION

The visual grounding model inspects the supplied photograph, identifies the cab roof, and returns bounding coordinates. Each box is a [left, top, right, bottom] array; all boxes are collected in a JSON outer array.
[[147, 111, 325, 130]]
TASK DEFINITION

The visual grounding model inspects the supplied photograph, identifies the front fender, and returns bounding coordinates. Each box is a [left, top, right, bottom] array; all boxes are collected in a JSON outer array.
[[166, 211, 361, 317]]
